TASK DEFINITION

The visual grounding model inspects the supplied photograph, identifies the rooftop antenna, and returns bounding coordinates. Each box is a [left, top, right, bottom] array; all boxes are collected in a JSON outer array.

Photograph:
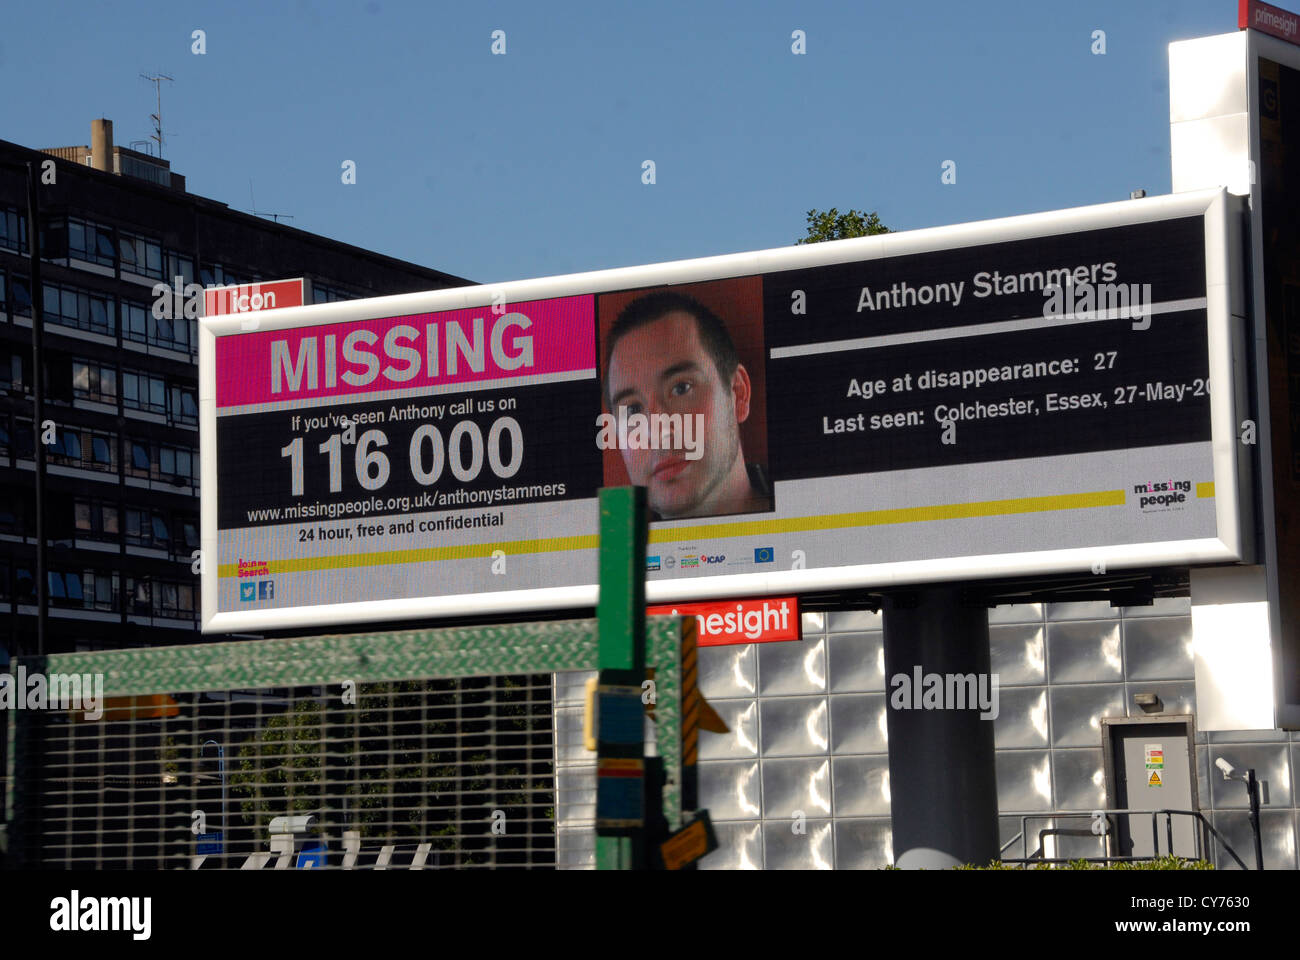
[[140, 73, 174, 158], [246, 179, 295, 224]]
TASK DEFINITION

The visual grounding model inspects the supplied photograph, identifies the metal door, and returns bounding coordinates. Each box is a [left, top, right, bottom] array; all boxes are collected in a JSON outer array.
[[1106, 718, 1199, 858]]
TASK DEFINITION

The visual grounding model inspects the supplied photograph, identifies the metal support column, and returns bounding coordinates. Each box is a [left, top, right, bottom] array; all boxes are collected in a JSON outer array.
[[883, 586, 999, 868]]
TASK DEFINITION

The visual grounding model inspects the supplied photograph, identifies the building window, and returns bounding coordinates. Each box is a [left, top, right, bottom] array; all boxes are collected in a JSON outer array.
[[41, 219, 66, 260], [127, 577, 150, 615], [42, 281, 114, 336], [0, 491, 32, 535], [1, 350, 28, 394], [47, 570, 85, 605], [199, 263, 226, 288], [72, 359, 117, 403], [312, 282, 355, 303], [160, 580, 192, 617], [119, 231, 163, 278], [165, 252, 195, 287], [65, 217, 116, 266], [9, 276, 32, 317], [125, 508, 168, 548], [41, 568, 118, 611], [10, 418, 30, 457], [158, 446, 194, 482], [168, 383, 198, 424], [0, 207, 27, 254], [75, 498, 119, 542], [122, 369, 166, 414], [45, 425, 116, 473], [125, 440, 197, 485], [122, 301, 148, 342], [49, 429, 82, 463], [119, 155, 171, 187], [14, 419, 34, 457], [88, 572, 118, 611], [16, 567, 35, 602], [122, 300, 190, 352], [123, 576, 194, 618]]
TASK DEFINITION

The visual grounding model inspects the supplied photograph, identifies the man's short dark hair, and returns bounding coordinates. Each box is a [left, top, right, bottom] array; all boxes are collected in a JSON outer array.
[[603, 291, 740, 408]]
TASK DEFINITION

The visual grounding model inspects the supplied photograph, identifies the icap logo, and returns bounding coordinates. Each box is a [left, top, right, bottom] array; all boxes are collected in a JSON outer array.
[[702, 555, 726, 564]]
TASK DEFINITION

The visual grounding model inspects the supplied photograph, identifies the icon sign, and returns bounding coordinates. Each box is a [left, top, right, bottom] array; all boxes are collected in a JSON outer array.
[[204, 278, 305, 317]]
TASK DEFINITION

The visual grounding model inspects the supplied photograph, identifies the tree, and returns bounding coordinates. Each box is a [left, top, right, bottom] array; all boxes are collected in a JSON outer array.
[[797, 207, 891, 244]]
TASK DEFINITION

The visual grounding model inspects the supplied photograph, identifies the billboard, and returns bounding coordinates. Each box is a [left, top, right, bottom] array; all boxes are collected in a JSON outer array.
[[200, 188, 1247, 632]]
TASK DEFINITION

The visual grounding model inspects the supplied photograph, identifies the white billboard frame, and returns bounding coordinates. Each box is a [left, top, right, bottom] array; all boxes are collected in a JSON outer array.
[[200, 187, 1247, 634]]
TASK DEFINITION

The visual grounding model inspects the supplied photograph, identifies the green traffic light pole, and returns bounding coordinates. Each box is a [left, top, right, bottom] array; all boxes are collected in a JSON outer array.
[[595, 486, 648, 870]]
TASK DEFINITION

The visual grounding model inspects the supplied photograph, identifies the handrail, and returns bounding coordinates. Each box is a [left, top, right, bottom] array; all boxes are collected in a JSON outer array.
[[1005, 808, 1249, 870]]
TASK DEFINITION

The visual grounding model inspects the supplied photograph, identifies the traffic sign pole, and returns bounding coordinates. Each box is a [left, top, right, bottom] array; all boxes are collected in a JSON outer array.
[[595, 486, 647, 870]]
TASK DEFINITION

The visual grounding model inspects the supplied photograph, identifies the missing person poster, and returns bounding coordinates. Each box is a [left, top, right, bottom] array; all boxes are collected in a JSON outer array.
[[201, 188, 1245, 632]]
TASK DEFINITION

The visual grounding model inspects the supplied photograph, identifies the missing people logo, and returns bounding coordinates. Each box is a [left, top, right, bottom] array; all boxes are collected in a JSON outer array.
[[1133, 479, 1192, 512]]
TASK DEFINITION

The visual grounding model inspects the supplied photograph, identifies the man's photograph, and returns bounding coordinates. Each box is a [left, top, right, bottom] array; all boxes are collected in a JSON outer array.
[[598, 277, 773, 521]]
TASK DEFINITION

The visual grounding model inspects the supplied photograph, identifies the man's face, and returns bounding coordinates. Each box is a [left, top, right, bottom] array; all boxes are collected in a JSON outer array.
[[606, 310, 749, 518]]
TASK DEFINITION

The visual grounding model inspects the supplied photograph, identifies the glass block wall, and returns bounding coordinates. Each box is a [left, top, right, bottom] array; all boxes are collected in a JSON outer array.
[[553, 598, 1299, 869]]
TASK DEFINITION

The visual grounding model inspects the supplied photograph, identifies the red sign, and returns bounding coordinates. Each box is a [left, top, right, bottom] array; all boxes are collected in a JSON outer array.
[[204, 278, 306, 317], [648, 597, 800, 646], [1240, 0, 1300, 44]]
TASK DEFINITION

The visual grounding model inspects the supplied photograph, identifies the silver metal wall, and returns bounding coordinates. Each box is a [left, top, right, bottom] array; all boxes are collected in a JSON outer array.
[[554, 597, 1299, 868]]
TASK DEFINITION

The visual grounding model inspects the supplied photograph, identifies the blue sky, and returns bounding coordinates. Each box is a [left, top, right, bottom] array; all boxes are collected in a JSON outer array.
[[0, 0, 1245, 284]]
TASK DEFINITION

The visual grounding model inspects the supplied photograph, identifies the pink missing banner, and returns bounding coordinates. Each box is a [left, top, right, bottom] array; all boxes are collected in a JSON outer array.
[[216, 295, 595, 408]]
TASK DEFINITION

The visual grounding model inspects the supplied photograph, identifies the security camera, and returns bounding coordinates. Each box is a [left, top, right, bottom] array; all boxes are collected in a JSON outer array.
[[1215, 757, 1235, 779], [268, 814, 316, 835]]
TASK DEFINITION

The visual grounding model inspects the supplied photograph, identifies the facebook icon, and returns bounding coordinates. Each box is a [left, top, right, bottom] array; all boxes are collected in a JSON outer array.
[[258, 580, 274, 600]]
